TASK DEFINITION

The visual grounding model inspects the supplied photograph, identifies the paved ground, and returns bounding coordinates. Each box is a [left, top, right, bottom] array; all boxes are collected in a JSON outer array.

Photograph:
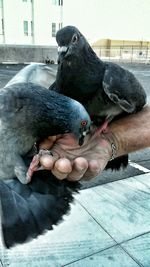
[[1, 173, 150, 267], [0, 63, 150, 189]]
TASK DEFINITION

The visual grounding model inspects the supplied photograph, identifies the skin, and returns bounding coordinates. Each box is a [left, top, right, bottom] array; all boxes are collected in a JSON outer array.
[[39, 106, 150, 181]]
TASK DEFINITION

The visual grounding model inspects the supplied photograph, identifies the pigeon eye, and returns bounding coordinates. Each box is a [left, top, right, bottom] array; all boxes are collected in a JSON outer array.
[[81, 120, 87, 127], [72, 34, 78, 43]]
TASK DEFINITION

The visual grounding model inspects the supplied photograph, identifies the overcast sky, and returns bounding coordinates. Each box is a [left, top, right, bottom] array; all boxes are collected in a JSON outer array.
[[63, 0, 150, 42]]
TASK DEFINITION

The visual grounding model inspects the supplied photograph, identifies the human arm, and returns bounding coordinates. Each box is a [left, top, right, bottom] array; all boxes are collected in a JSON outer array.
[[39, 106, 150, 181], [108, 106, 150, 157]]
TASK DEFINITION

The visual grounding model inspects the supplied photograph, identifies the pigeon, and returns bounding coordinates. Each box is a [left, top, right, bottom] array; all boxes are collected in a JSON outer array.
[[50, 25, 147, 170], [0, 81, 91, 247], [0, 82, 91, 184]]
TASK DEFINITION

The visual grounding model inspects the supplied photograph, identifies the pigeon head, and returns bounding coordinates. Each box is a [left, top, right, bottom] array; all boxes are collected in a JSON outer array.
[[3, 83, 91, 146], [31, 88, 91, 145], [69, 98, 91, 145], [55, 26, 100, 101], [56, 26, 87, 65], [41, 93, 91, 145]]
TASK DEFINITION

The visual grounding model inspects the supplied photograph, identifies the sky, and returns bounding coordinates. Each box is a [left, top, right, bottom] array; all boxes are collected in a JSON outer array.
[[63, 0, 150, 43]]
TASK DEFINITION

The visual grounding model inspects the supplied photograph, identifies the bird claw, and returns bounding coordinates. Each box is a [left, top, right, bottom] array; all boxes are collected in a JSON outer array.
[[26, 150, 53, 179], [38, 149, 53, 157], [27, 154, 40, 180], [96, 120, 109, 135]]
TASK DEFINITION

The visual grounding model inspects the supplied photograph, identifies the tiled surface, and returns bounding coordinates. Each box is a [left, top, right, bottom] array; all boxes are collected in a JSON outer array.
[[122, 232, 150, 267], [77, 173, 150, 243], [1, 173, 150, 267], [0, 202, 115, 267], [81, 164, 144, 189], [65, 246, 141, 267], [129, 148, 150, 162]]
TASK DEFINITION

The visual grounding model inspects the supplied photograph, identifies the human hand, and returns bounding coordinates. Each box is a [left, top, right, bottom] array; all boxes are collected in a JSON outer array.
[[39, 129, 113, 181]]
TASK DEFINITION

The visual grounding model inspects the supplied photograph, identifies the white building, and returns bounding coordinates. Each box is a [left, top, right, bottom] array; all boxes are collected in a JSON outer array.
[[0, 0, 63, 45]]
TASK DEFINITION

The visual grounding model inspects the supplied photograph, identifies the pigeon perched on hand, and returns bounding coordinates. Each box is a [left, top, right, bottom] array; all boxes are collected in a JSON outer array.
[[0, 82, 91, 184], [0, 81, 91, 247], [50, 25, 147, 170]]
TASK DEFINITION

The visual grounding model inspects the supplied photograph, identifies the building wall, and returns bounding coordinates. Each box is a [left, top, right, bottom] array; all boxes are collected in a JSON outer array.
[[0, 44, 57, 63], [93, 39, 150, 49], [92, 38, 150, 59], [0, 0, 63, 45], [33, 0, 62, 45]]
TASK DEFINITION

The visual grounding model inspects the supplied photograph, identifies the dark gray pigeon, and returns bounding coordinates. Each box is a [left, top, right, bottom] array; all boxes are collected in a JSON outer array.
[[50, 25, 147, 170], [0, 82, 90, 184], [0, 82, 91, 247]]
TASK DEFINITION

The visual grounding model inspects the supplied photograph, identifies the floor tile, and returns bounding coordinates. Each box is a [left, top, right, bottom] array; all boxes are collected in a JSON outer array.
[[81, 165, 143, 189], [122, 232, 150, 267], [76, 173, 150, 243], [65, 245, 140, 267], [0, 201, 114, 267]]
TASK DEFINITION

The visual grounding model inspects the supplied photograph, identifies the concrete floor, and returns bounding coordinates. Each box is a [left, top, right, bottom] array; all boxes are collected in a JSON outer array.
[[0, 173, 150, 267]]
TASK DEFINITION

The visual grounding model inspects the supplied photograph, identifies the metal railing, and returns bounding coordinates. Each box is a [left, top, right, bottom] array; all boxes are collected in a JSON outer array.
[[92, 46, 150, 63]]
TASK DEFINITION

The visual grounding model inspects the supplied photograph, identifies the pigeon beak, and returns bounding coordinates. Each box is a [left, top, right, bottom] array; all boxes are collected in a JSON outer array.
[[57, 46, 68, 64], [58, 46, 68, 53], [79, 135, 84, 146], [78, 131, 87, 146]]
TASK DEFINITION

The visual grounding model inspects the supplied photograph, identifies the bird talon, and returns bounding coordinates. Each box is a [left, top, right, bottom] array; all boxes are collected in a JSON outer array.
[[96, 120, 109, 135], [27, 154, 40, 178], [39, 149, 53, 157]]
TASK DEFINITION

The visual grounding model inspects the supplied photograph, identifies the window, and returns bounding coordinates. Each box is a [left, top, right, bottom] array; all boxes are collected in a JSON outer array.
[[59, 22, 63, 30], [0, 19, 4, 35], [52, 0, 58, 5], [1, 18, 4, 34], [52, 0, 63, 5], [23, 21, 28, 36], [0, 0, 3, 8], [31, 21, 33, 36], [52, 23, 56, 37]]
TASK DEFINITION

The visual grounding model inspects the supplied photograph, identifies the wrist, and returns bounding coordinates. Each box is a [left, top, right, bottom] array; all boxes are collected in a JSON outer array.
[[101, 131, 118, 161]]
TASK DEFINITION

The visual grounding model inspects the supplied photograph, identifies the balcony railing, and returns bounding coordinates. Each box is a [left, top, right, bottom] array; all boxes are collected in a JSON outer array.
[[92, 46, 150, 63]]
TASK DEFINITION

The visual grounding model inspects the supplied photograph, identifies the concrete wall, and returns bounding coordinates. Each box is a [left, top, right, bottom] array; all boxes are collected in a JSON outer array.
[[0, 45, 58, 63]]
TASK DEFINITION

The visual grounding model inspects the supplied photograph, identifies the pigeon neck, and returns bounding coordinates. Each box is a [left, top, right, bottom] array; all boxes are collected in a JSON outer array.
[[56, 45, 104, 103]]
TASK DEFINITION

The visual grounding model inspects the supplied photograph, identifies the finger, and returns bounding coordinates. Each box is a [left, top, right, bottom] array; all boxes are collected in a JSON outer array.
[[82, 160, 102, 181], [52, 158, 72, 180], [67, 157, 88, 181], [39, 152, 59, 170]]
